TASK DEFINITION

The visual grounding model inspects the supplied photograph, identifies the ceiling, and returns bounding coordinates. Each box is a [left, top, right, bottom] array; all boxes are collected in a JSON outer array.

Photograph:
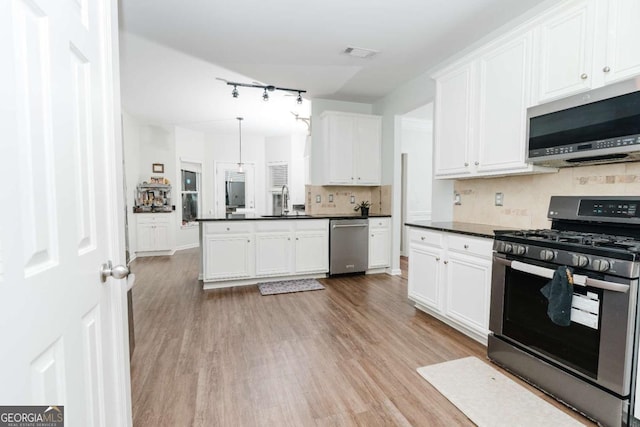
[[118, 0, 547, 135]]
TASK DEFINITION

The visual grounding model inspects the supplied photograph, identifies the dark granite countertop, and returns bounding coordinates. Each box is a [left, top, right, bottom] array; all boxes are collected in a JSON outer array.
[[197, 213, 392, 221], [404, 220, 517, 239]]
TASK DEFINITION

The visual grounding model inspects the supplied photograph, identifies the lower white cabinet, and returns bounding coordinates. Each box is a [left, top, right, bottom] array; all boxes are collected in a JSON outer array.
[[368, 217, 391, 269], [204, 233, 254, 280], [201, 219, 329, 286], [294, 230, 328, 273], [407, 227, 493, 343], [136, 213, 173, 253]]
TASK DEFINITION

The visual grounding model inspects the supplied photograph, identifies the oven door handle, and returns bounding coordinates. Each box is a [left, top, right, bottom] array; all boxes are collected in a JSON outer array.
[[496, 257, 630, 293]]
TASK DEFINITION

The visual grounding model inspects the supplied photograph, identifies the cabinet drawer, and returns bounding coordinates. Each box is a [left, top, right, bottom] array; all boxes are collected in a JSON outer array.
[[295, 219, 328, 231], [204, 221, 253, 234], [409, 228, 443, 248], [447, 234, 493, 258], [255, 220, 292, 232], [369, 217, 390, 229], [137, 214, 171, 224]]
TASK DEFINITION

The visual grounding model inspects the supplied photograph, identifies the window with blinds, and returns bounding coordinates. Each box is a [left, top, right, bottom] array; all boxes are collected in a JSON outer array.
[[268, 163, 288, 190]]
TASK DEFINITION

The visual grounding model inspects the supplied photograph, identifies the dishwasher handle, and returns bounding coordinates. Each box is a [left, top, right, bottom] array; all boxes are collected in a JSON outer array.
[[332, 223, 368, 229]]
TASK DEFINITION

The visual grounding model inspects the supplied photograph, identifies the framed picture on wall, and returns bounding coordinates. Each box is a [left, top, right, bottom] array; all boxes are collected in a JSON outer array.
[[152, 163, 164, 173]]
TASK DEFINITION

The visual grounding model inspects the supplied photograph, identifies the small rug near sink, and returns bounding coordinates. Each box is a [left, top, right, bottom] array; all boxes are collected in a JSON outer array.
[[417, 357, 585, 427], [257, 279, 325, 296]]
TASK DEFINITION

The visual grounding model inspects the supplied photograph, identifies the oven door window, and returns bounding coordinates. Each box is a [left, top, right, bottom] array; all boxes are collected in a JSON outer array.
[[503, 267, 602, 379]]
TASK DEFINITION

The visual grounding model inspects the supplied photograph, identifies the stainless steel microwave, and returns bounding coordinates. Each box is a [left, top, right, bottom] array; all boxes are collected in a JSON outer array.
[[526, 77, 640, 167]]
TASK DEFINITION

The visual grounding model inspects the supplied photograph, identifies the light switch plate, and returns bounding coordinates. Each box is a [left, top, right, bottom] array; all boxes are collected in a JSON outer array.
[[315, 195, 321, 203], [328, 194, 333, 202], [454, 192, 461, 205], [495, 192, 504, 206], [350, 195, 355, 204]]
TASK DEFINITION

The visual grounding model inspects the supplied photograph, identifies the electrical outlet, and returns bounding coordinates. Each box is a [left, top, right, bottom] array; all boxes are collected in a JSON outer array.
[[315, 195, 321, 203], [350, 195, 355, 204], [328, 194, 333, 202], [495, 192, 504, 206], [454, 192, 461, 205]]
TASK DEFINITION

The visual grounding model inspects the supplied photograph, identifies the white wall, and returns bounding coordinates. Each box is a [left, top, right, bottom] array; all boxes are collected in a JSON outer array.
[[122, 112, 141, 257], [204, 132, 266, 216], [401, 117, 433, 221]]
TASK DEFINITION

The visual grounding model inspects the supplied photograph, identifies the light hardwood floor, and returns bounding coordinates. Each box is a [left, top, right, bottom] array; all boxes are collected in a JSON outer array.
[[130, 249, 594, 426]]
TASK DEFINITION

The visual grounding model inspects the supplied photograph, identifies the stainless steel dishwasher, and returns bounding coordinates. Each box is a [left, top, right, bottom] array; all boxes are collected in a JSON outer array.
[[329, 218, 369, 275]]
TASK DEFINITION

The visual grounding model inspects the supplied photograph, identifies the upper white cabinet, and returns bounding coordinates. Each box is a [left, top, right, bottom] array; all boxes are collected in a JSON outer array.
[[434, 31, 550, 179], [534, 0, 640, 102], [434, 63, 474, 178], [534, 0, 597, 102], [320, 111, 382, 186]]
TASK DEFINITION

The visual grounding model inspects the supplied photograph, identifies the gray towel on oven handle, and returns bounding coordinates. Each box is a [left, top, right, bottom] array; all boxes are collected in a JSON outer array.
[[540, 266, 574, 327]]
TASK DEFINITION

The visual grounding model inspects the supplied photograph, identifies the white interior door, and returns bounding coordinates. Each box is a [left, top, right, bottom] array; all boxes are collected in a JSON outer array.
[[215, 162, 256, 217], [0, 0, 131, 426]]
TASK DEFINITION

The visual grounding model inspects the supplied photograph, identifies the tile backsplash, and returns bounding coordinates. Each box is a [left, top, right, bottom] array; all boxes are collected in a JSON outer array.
[[305, 185, 392, 215], [453, 162, 640, 229]]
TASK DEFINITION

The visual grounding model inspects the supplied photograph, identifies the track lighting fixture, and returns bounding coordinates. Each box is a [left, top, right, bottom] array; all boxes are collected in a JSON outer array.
[[217, 77, 306, 103]]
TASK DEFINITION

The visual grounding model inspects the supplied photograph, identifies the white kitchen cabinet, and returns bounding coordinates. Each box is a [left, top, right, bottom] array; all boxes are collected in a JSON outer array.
[[535, 0, 597, 102], [320, 111, 382, 185], [294, 230, 328, 273], [204, 234, 254, 280], [533, 0, 640, 102], [255, 232, 293, 277], [434, 31, 553, 179], [433, 63, 474, 178], [368, 218, 391, 269], [136, 214, 173, 254], [201, 219, 328, 287], [408, 232, 444, 313], [407, 227, 493, 343], [202, 221, 255, 281], [602, 0, 640, 84]]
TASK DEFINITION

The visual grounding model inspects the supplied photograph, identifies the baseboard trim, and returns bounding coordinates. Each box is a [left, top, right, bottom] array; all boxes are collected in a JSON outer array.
[[135, 249, 176, 258], [175, 243, 200, 251], [388, 268, 402, 276]]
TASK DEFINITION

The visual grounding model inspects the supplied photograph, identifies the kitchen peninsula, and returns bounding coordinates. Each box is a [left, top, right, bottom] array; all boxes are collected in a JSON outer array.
[[197, 214, 391, 290]]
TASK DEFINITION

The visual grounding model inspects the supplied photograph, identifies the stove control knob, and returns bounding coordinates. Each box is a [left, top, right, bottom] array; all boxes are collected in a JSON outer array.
[[592, 259, 610, 272], [540, 250, 554, 261], [503, 243, 513, 253], [514, 245, 526, 255], [572, 255, 589, 268]]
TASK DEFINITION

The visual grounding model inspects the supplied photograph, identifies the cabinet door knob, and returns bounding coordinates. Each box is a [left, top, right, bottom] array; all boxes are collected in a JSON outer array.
[[464, 162, 469, 167], [288, 237, 291, 241], [420, 236, 425, 241], [226, 227, 230, 231], [435, 257, 440, 261], [474, 161, 479, 166], [296, 237, 299, 240], [371, 234, 374, 237], [464, 244, 469, 249], [444, 260, 448, 264], [580, 73, 588, 80], [247, 240, 250, 243], [603, 66, 611, 73]]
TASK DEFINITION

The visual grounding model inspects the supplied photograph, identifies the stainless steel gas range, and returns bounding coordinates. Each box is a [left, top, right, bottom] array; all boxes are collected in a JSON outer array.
[[488, 196, 640, 427]]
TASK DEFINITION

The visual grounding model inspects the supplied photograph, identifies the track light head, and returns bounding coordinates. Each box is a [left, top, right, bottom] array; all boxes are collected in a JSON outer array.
[[262, 89, 269, 101], [296, 92, 303, 104], [232, 86, 239, 98]]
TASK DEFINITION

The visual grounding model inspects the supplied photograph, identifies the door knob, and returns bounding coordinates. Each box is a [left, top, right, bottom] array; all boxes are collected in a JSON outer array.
[[100, 260, 130, 283]]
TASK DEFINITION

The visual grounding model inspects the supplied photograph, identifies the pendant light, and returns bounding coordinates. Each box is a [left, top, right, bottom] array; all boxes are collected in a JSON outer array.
[[236, 117, 244, 173]]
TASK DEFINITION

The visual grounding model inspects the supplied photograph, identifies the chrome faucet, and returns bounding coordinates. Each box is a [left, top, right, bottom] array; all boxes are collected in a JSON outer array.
[[281, 185, 290, 216]]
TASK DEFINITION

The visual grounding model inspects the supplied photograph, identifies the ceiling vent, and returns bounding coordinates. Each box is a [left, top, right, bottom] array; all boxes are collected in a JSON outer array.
[[343, 46, 379, 59]]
